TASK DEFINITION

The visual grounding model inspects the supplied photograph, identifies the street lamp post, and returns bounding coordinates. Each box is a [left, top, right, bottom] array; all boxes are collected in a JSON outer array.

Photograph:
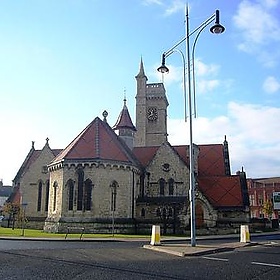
[[21, 202, 28, 236], [157, 5, 225, 247], [111, 184, 117, 236]]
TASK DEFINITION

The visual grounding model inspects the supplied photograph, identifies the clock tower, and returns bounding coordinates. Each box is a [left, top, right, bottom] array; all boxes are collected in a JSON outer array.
[[134, 58, 169, 147]]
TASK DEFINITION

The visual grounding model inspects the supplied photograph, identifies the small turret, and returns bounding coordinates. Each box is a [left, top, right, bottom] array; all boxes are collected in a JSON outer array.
[[237, 167, 250, 208], [113, 97, 136, 150], [223, 135, 231, 175]]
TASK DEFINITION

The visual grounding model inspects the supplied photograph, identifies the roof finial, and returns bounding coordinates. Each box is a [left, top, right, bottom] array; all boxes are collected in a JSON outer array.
[[46, 137, 49, 145], [223, 135, 228, 145], [102, 110, 108, 122], [32, 141, 35, 149], [123, 88, 127, 106]]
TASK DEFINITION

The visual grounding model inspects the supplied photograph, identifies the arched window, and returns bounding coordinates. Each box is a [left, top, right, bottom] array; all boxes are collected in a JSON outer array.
[[110, 181, 118, 212], [168, 178, 174, 196], [77, 169, 84, 211], [37, 181, 43, 212], [162, 208, 167, 218], [67, 179, 74, 211], [84, 179, 92, 211], [141, 208, 145, 217], [53, 181, 58, 212], [45, 180, 50, 212], [168, 207, 173, 217], [159, 178, 165, 196], [156, 208, 161, 217]]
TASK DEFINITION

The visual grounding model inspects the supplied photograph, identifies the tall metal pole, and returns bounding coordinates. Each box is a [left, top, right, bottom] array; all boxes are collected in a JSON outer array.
[[157, 5, 225, 248], [185, 4, 196, 247]]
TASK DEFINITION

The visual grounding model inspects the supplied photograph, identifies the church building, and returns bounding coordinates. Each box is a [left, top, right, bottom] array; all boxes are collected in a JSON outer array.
[[11, 59, 250, 234]]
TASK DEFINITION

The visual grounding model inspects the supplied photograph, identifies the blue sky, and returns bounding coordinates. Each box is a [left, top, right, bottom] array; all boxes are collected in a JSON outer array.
[[0, 0, 279, 185]]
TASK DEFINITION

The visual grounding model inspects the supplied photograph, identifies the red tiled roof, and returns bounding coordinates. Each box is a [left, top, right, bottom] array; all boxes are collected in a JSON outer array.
[[52, 117, 138, 165], [198, 144, 226, 176], [196, 145, 243, 208], [133, 146, 159, 166], [198, 175, 244, 208]]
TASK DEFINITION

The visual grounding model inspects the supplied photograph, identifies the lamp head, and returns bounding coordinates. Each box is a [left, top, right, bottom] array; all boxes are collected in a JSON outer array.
[[210, 24, 225, 34], [157, 53, 169, 74], [210, 10, 225, 34]]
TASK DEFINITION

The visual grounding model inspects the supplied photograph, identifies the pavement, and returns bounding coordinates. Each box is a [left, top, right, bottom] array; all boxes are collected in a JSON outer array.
[[143, 240, 256, 257], [142, 229, 280, 257]]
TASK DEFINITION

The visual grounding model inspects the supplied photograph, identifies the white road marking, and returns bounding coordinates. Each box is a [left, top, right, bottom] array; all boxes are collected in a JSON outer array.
[[252, 262, 280, 268], [203, 256, 229, 262], [265, 242, 279, 246]]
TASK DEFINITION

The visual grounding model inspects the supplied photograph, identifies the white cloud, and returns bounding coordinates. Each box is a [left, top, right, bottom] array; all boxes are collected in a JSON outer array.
[[196, 79, 220, 94], [261, 0, 279, 8], [233, 0, 280, 63], [168, 101, 280, 178], [154, 63, 183, 85], [234, 1, 280, 46], [193, 59, 221, 94], [142, 0, 184, 16], [195, 59, 219, 77], [164, 0, 185, 16], [263, 76, 280, 93], [142, 0, 163, 6]]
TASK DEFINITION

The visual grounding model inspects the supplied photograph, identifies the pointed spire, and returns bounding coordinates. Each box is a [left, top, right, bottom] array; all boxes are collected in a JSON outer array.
[[135, 57, 148, 80], [139, 57, 145, 76]]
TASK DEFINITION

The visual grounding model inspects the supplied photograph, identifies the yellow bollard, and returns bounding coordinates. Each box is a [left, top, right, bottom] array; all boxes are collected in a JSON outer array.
[[150, 225, 161, 245], [240, 225, 250, 243]]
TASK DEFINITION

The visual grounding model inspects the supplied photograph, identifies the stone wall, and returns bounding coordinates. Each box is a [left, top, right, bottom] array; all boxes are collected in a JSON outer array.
[[20, 145, 56, 220], [45, 162, 140, 233]]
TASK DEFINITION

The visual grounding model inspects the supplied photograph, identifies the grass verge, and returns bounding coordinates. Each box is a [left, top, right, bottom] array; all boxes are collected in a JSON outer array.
[[0, 227, 149, 239]]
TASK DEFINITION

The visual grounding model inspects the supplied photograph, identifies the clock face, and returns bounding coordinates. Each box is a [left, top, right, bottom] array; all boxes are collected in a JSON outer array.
[[147, 107, 158, 121]]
